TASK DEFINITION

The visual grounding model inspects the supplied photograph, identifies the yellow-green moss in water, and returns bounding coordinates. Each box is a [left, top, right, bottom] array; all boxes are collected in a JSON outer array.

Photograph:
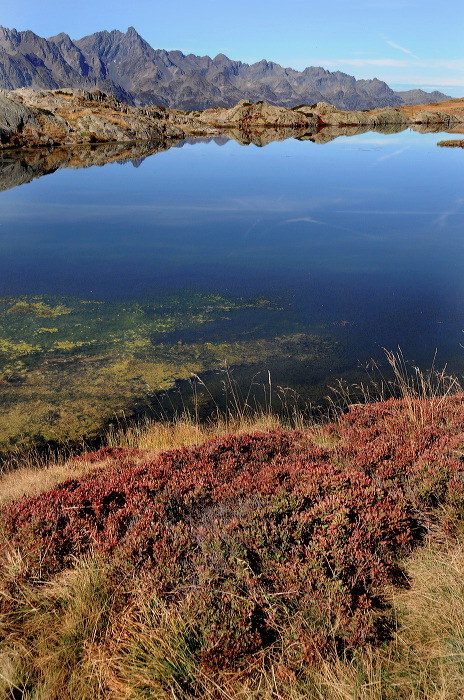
[[6, 300, 72, 317], [0, 293, 337, 453]]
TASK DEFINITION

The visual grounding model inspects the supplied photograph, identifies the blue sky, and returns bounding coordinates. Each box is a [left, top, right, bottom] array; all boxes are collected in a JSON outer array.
[[2, 0, 463, 96]]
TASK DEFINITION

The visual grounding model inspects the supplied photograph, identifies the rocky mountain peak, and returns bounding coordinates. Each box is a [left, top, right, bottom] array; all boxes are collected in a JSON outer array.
[[126, 26, 140, 38], [48, 32, 73, 45], [0, 25, 453, 111]]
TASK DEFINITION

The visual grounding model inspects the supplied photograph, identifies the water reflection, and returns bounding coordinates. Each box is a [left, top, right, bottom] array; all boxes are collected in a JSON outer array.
[[0, 141, 171, 193], [1, 118, 462, 194], [0, 128, 463, 450]]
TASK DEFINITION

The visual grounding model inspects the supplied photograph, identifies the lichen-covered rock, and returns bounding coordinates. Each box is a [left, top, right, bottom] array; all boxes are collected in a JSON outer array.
[[196, 100, 318, 129], [311, 101, 339, 113], [0, 88, 184, 148], [0, 90, 40, 145], [315, 106, 409, 128], [412, 109, 453, 125], [367, 108, 409, 127]]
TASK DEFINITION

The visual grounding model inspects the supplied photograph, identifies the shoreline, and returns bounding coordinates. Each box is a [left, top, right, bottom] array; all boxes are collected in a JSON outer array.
[[2, 88, 464, 151]]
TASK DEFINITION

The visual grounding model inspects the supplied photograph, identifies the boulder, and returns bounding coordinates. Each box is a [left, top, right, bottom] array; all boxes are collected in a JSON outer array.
[[197, 101, 318, 129], [367, 108, 409, 127], [0, 89, 185, 148], [0, 90, 39, 145], [412, 110, 453, 126]]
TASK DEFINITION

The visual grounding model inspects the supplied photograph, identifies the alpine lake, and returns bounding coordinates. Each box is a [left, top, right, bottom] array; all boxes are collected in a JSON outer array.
[[0, 126, 463, 454]]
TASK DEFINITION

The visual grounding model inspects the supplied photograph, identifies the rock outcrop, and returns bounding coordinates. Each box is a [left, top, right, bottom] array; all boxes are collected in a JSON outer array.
[[0, 90, 40, 145], [0, 88, 184, 148], [1, 90, 463, 152], [195, 100, 318, 129], [306, 103, 409, 129], [410, 109, 455, 127]]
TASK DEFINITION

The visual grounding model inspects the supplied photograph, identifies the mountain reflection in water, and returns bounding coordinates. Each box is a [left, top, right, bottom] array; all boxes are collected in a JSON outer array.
[[1, 119, 461, 193]]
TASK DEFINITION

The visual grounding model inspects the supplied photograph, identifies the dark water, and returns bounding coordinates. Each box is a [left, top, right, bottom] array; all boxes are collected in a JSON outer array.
[[0, 130, 463, 444]]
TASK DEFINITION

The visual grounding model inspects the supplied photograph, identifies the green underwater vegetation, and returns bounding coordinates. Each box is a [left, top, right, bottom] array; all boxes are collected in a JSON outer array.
[[0, 292, 338, 454]]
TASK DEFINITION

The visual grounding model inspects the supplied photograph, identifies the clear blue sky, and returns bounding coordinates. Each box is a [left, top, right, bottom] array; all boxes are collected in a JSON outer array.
[[2, 0, 463, 96]]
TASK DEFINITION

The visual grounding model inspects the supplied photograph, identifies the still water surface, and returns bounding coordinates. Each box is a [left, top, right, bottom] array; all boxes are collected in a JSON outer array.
[[0, 129, 463, 446]]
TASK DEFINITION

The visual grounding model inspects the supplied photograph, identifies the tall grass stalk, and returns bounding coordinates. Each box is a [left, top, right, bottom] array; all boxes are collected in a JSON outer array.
[[328, 347, 462, 425]]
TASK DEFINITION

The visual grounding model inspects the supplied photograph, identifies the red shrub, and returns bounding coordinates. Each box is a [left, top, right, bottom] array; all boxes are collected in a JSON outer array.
[[2, 395, 464, 669]]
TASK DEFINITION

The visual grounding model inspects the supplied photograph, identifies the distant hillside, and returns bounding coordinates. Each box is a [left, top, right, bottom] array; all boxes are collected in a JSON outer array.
[[0, 25, 452, 111], [395, 89, 452, 105]]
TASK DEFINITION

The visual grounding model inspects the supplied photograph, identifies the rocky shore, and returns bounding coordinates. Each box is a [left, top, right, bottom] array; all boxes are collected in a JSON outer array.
[[1, 88, 464, 151], [0, 88, 464, 154]]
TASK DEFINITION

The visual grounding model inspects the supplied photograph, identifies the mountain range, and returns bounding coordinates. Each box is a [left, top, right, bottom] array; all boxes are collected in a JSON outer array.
[[0, 25, 451, 111]]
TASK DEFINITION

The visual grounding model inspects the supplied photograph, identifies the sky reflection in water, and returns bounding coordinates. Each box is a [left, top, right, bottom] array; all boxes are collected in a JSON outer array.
[[1, 129, 463, 382]]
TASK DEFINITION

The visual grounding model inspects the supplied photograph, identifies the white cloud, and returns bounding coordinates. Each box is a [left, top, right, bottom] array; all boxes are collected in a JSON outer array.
[[317, 57, 464, 70], [386, 40, 419, 60], [382, 74, 464, 87], [322, 58, 409, 67], [286, 217, 325, 225], [432, 197, 464, 230], [376, 147, 410, 162]]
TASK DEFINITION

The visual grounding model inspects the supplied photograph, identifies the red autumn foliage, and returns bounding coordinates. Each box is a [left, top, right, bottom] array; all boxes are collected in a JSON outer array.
[[2, 394, 464, 668]]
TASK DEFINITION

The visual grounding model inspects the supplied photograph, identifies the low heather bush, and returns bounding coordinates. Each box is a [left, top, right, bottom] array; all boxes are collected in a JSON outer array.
[[2, 395, 464, 671]]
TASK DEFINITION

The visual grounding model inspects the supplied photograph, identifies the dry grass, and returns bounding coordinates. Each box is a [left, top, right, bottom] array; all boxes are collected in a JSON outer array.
[[328, 347, 462, 426], [106, 412, 283, 452], [398, 97, 464, 117], [0, 556, 115, 700], [390, 537, 464, 696], [4, 535, 464, 699], [0, 456, 104, 506], [309, 536, 464, 700]]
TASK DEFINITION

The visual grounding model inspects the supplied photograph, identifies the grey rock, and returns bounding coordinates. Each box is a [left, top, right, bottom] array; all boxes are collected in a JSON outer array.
[[0, 88, 184, 148], [367, 108, 409, 127], [411, 109, 458, 126], [0, 89, 39, 144], [315, 106, 409, 128], [196, 101, 318, 129]]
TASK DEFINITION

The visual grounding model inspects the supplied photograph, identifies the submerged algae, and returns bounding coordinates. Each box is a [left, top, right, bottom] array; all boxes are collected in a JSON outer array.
[[0, 292, 338, 453], [5, 299, 72, 317]]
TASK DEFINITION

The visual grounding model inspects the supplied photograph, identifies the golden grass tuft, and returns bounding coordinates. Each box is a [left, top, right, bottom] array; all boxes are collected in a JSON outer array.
[[0, 452, 141, 506], [328, 347, 462, 427], [106, 412, 283, 452], [0, 556, 115, 700]]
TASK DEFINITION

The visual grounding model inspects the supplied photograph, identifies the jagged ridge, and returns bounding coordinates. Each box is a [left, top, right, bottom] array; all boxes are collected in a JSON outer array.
[[0, 25, 452, 110]]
